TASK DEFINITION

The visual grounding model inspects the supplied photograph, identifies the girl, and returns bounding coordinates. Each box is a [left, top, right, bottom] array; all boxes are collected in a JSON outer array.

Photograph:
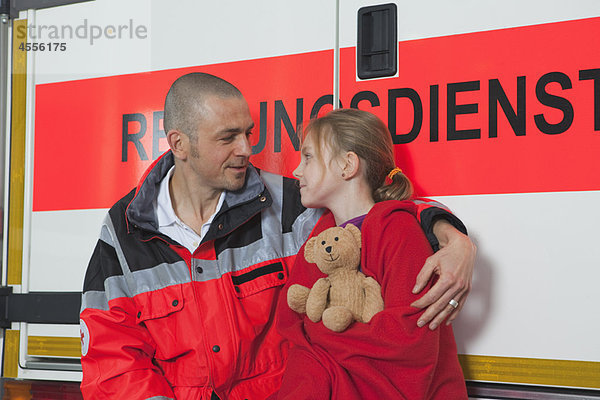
[[276, 108, 468, 399]]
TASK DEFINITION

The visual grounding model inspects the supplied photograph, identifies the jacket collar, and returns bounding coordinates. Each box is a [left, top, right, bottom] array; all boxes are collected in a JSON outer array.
[[126, 150, 269, 236]]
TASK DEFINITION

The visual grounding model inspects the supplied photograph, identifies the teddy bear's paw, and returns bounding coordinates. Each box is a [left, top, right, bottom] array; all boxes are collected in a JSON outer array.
[[287, 284, 310, 314], [361, 305, 383, 323], [322, 306, 354, 332]]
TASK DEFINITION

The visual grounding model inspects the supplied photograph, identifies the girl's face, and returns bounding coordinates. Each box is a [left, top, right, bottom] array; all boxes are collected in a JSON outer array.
[[293, 133, 344, 209]]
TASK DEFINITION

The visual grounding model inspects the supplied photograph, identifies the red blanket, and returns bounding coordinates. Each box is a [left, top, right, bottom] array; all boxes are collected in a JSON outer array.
[[276, 201, 467, 399]]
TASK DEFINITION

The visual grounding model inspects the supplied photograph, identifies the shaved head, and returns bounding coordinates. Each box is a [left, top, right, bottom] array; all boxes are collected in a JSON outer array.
[[163, 72, 243, 139]]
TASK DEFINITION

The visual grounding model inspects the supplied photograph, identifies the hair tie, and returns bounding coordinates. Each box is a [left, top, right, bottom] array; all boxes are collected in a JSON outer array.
[[385, 167, 402, 184]]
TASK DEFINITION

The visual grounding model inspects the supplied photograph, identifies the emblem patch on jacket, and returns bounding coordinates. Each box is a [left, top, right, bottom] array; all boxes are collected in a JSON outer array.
[[80, 319, 90, 356]]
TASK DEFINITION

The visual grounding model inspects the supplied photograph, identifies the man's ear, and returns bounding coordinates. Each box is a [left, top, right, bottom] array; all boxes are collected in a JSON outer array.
[[341, 151, 361, 180], [304, 237, 317, 263], [167, 129, 188, 161]]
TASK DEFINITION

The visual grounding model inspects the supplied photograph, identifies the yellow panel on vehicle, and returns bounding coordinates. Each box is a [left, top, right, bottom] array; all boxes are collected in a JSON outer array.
[[460, 354, 600, 389], [7, 18, 28, 286], [3, 330, 20, 378], [28, 336, 81, 358]]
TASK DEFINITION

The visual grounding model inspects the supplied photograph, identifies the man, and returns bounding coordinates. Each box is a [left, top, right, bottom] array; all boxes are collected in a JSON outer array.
[[80, 73, 476, 399]]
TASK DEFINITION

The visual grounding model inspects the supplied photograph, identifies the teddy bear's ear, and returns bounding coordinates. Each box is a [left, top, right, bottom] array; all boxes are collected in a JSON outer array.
[[345, 223, 362, 249], [304, 237, 317, 263]]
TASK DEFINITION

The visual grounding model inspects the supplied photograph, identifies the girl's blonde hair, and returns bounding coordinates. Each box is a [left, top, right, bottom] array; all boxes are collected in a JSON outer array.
[[303, 108, 413, 202]]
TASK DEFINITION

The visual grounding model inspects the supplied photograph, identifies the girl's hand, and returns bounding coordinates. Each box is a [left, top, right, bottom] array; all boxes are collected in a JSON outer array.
[[410, 219, 477, 330]]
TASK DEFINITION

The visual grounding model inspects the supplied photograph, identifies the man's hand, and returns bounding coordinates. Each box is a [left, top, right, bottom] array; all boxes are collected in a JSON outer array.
[[411, 219, 476, 330]]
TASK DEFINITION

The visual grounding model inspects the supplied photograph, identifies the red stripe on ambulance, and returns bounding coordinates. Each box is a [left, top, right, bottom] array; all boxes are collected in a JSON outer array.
[[33, 18, 600, 212], [340, 17, 600, 197], [33, 50, 333, 211]]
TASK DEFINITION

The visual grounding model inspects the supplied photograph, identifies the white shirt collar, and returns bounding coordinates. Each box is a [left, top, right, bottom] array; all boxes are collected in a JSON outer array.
[[156, 166, 178, 228], [156, 166, 226, 235]]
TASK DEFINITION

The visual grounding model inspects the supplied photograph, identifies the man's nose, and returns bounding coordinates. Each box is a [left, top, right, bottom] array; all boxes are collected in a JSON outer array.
[[236, 135, 252, 157]]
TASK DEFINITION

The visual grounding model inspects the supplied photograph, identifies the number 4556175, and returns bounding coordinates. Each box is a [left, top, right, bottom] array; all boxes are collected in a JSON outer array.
[[19, 42, 66, 51]]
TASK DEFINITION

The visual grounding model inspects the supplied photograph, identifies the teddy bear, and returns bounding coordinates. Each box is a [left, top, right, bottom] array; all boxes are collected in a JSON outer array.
[[287, 223, 384, 332]]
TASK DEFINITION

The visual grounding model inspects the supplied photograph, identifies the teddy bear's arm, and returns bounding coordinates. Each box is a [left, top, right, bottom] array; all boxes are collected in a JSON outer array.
[[287, 284, 311, 314], [306, 278, 331, 323], [361, 276, 384, 323]]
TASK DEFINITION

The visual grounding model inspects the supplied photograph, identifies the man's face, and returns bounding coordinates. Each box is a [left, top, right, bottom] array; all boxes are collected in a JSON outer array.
[[186, 95, 254, 193]]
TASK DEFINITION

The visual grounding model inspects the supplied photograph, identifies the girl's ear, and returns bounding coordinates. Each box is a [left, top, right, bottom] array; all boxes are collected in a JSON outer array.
[[341, 151, 361, 180]]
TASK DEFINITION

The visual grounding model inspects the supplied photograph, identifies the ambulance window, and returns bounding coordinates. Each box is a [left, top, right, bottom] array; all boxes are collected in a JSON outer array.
[[357, 3, 397, 79]]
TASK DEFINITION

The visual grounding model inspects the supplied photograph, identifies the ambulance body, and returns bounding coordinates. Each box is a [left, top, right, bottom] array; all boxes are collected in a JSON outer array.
[[0, 0, 599, 398]]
